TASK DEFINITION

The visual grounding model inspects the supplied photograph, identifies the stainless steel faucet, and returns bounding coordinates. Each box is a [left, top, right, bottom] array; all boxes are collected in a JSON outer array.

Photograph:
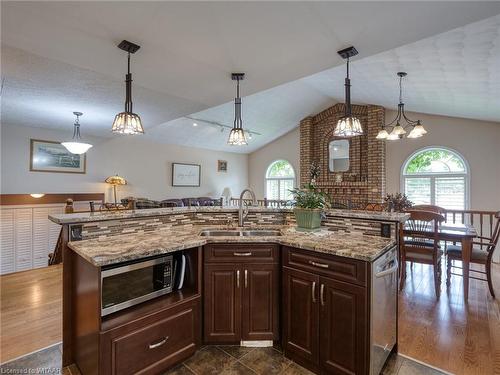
[[238, 188, 257, 227]]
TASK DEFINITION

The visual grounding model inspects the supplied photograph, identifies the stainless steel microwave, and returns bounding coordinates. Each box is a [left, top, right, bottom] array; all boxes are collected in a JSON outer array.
[[101, 255, 173, 316]]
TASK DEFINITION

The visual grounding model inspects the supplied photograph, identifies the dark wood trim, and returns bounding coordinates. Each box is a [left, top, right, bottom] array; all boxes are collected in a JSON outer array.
[[0, 193, 105, 206]]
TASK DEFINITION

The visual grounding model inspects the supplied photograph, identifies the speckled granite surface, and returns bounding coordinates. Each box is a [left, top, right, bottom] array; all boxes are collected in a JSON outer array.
[[49, 206, 408, 224], [68, 225, 396, 266]]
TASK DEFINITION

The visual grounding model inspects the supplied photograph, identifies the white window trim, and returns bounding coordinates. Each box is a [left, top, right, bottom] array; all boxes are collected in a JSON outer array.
[[400, 146, 470, 210], [265, 159, 296, 201]]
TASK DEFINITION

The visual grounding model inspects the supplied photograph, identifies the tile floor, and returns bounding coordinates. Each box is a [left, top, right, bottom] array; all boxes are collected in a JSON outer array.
[[0, 343, 447, 375]]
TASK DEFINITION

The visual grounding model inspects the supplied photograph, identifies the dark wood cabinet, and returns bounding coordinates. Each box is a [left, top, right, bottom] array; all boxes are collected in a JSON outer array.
[[319, 277, 367, 375], [282, 247, 368, 375], [203, 264, 242, 343], [100, 298, 200, 375], [203, 244, 279, 344], [242, 264, 279, 341], [282, 267, 320, 371]]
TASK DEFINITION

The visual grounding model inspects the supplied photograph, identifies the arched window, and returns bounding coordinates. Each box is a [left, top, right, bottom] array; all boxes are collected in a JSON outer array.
[[266, 160, 295, 200], [402, 147, 469, 209]]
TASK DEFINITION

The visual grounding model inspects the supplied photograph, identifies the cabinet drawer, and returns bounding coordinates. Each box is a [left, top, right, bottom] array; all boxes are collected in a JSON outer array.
[[101, 299, 200, 375], [283, 247, 367, 286], [204, 244, 278, 263]]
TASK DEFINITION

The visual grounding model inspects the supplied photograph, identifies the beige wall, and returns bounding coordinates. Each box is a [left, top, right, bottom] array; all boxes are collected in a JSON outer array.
[[248, 128, 300, 198], [385, 110, 500, 211], [248, 112, 500, 210], [1, 124, 249, 202]]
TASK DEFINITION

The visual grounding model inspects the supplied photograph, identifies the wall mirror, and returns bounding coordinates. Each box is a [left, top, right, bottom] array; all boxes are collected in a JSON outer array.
[[329, 139, 350, 172]]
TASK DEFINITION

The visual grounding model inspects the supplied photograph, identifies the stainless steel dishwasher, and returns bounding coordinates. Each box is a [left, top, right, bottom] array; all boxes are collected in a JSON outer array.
[[370, 245, 398, 375]]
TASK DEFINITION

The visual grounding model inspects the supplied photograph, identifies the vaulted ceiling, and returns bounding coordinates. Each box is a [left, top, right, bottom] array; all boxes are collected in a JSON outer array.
[[2, 1, 500, 153]]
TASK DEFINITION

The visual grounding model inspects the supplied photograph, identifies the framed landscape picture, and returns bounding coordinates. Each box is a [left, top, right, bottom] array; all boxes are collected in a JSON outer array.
[[30, 139, 86, 174], [172, 163, 201, 187]]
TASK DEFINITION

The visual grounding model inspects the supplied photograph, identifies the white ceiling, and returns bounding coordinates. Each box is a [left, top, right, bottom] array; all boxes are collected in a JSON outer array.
[[2, 1, 500, 153]]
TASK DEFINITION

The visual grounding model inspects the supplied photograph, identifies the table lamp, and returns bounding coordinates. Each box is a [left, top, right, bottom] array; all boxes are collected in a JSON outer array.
[[221, 187, 232, 206], [105, 174, 127, 207]]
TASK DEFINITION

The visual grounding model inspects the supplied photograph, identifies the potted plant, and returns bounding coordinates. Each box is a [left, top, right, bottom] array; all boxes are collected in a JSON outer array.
[[289, 184, 329, 231], [384, 193, 413, 212]]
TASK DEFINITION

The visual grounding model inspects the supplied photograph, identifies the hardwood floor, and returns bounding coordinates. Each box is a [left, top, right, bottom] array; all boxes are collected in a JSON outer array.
[[398, 261, 500, 375], [1, 261, 498, 374], [0, 265, 62, 363]]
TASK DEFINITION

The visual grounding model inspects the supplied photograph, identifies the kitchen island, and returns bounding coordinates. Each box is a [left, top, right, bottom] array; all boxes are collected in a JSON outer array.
[[50, 207, 407, 375]]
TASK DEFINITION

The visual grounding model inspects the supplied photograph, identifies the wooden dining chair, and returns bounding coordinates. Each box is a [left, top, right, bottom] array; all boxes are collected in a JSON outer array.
[[400, 210, 446, 298], [446, 211, 499, 298], [411, 204, 447, 214]]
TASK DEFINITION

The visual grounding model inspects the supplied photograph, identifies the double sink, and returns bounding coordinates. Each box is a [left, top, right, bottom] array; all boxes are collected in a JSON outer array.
[[199, 228, 282, 237]]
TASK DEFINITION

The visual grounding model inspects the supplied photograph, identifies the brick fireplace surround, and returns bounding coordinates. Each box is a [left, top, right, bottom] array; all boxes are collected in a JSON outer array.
[[299, 103, 386, 206]]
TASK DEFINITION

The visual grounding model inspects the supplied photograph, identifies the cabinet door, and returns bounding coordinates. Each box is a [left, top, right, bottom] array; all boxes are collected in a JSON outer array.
[[204, 264, 242, 343], [15, 208, 33, 271], [319, 277, 367, 375], [242, 264, 279, 341], [282, 266, 319, 367], [1, 209, 15, 274], [33, 207, 49, 268]]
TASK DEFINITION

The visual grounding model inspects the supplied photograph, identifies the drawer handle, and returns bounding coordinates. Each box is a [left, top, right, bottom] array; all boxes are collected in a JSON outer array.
[[309, 260, 329, 269], [234, 252, 252, 256], [148, 336, 169, 349]]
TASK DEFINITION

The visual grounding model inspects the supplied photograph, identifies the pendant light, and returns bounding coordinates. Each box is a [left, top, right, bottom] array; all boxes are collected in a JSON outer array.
[[227, 73, 248, 145], [333, 46, 363, 137], [111, 40, 144, 135], [376, 72, 427, 140], [61, 112, 93, 155]]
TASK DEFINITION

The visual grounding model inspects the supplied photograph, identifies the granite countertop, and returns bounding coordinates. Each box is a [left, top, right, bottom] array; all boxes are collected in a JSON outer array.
[[49, 206, 408, 224], [68, 225, 396, 267]]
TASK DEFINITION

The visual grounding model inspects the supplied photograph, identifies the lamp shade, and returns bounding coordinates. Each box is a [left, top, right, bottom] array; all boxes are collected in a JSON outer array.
[[61, 141, 93, 155], [228, 128, 248, 145], [105, 175, 127, 185], [333, 116, 363, 137], [221, 187, 232, 199], [111, 112, 144, 135]]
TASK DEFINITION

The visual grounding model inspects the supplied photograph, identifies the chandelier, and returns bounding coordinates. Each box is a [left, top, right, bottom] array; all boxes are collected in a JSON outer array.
[[376, 72, 427, 140]]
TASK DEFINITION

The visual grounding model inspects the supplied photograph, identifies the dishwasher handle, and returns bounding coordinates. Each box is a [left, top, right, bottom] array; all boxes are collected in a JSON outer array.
[[375, 259, 398, 278]]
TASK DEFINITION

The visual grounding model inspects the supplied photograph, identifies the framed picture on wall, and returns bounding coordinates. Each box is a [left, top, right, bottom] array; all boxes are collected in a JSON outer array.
[[218, 160, 227, 172], [30, 139, 86, 174], [172, 163, 201, 187]]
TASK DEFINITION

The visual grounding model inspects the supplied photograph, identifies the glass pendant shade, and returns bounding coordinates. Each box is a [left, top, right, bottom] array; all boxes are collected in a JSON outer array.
[[375, 129, 389, 140], [61, 141, 93, 154], [334, 116, 363, 137], [407, 123, 427, 139], [392, 123, 406, 135], [61, 112, 93, 155], [387, 128, 401, 140], [112, 112, 144, 135], [228, 128, 247, 145]]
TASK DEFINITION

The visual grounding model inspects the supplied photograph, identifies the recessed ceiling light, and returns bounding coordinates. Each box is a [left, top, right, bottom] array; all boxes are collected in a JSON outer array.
[[193, 122, 198, 127]]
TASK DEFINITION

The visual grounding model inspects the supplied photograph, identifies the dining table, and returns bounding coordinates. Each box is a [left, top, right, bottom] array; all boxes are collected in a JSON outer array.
[[403, 221, 478, 301]]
